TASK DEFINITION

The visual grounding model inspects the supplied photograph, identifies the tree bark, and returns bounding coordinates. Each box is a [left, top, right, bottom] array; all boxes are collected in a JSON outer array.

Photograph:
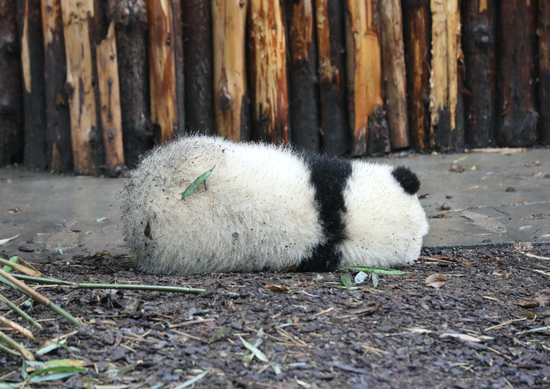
[[538, 0, 550, 146], [402, 0, 431, 151], [429, 0, 463, 151], [17, 0, 48, 170], [182, 0, 214, 135], [249, 0, 289, 144], [41, 0, 72, 172], [379, 0, 408, 150], [97, 22, 124, 176], [286, 0, 320, 151], [212, 0, 250, 141], [60, 0, 103, 175], [147, 0, 181, 144], [497, 0, 538, 147], [171, 0, 185, 136], [0, 0, 24, 166], [462, 0, 496, 148], [106, 0, 153, 168], [315, 0, 348, 155], [345, 0, 388, 156]]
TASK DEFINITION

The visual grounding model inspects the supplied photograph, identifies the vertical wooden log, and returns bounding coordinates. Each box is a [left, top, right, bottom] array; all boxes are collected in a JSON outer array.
[[17, 0, 48, 170], [286, 0, 320, 151], [147, 0, 179, 144], [497, 1, 538, 147], [182, 0, 214, 135], [402, 0, 431, 151], [212, 0, 249, 141], [249, 0, 289, 144], [60, 0, 101, 175], [538, 0, 550, 146], [379, 0, 408, 150], [462, 0, 496, 148], [315, 0, 348, 155], [171, 0, 185, 136], [41, 0, 72, 172], [0, 0, 24, 166], [106, 0, 153, 168], [97, 22, 124, 176], [345, 0, 388, 156], [429, 0, 462, 150]]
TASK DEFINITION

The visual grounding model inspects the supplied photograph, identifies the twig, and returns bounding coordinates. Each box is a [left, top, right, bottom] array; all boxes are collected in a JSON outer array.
[[418, 256, 454, 264], [485, 318, 527, 331], [12, 274, 205, 293]]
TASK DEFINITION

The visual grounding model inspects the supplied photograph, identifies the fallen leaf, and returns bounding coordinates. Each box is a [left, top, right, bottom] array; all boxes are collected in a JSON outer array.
[[514, 290, 550, 308], [436, 203, 451, 211], [284, 265, 297, 272], [525, 160, 540, 167], [514, 242, 534, 251], [239, 335, 268, 362], [0, 235, 19, 245], [209, 326, 232, 344], [418, 193, 429, 200], [265, 284, 289, 293], [454, 257, 471, 266], [425, 274, 446, 289], [430, 214, 451, 219], [348, 303, 380, 316], [8, 207, 20, 213], [505, 187, 516, 192], [439, 333, 481, 342], [514, 299, 541, 308], [535, 290, 550, 307], [449, 163, 464, 173]]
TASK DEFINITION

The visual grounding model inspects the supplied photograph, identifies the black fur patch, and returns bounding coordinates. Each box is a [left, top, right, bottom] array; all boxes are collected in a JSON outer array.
[[391, 166, 421, 195], [296, 152, 352, 272]]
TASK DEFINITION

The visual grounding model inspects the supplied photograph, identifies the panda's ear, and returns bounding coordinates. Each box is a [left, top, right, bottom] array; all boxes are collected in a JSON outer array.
[[391, 166, 421, 195]]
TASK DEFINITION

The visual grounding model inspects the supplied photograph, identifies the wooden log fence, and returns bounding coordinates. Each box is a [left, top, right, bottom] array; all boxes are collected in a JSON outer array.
[[0, 0, 548, 175]]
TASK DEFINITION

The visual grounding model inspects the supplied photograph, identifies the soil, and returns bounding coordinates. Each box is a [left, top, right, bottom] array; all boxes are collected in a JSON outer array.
[[1, 244, 550, 389]]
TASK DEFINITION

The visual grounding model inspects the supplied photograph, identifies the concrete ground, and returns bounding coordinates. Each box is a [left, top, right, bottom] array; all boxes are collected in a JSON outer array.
[[0, 148, 549, 261]]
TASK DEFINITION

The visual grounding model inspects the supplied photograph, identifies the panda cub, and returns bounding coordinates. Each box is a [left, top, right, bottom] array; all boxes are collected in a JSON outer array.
[[119, 136, 429, 275]]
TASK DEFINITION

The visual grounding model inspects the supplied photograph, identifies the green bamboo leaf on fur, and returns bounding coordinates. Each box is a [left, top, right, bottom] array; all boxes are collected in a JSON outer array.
[[181, 166, 215, 200]]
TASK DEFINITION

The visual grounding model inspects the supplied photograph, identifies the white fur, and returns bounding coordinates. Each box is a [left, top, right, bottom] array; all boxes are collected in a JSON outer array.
[[119, 136, 323, 274], [119, 136, 429, 275], [338, 161, 429, 268]]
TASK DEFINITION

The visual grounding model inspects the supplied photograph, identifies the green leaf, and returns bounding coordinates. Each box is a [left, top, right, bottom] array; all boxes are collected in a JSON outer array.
[[371, 273, 379, 289], [239, 336, 268, 362], [2, 256, 19, 273], [344, 266, 407, 275], [173, 371, 209, 389], [209, 326, 232, 344], [341, 274, 352, 288], [29, 366, 87, 383], [181, 166, 215, 200]]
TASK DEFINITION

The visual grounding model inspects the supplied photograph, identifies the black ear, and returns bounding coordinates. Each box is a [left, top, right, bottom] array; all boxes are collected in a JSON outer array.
[[391, 166, 421, 195]]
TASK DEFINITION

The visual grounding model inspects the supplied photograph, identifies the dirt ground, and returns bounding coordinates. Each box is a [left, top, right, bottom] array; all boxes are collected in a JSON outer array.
[[1, 244, 550, 389]]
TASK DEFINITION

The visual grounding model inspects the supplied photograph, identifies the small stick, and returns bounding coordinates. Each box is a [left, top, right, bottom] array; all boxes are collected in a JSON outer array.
[[485, 318, 527, 331]]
